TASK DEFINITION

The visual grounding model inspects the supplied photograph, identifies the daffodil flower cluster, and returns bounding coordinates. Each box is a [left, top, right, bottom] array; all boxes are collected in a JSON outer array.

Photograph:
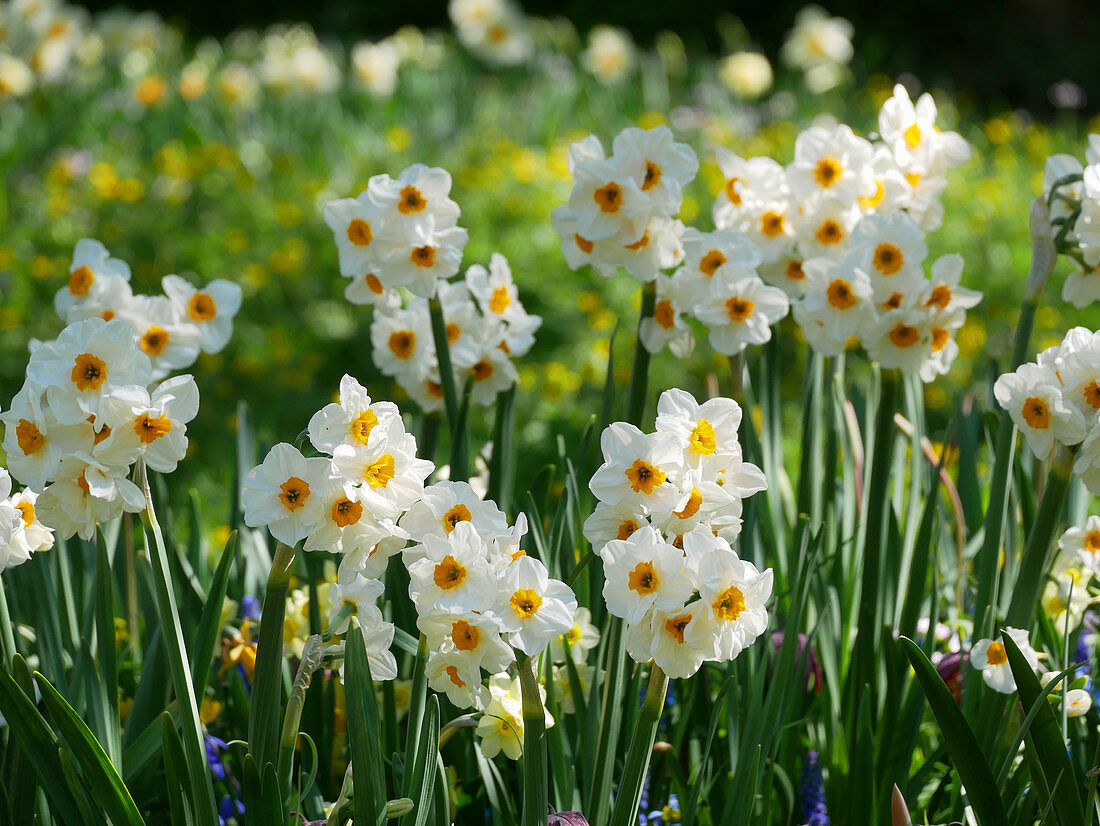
[[1042, 135, 1100, 308], [585, 389, 773, 678], [52, 239, 243, 381], [370, 254, 541, 411], [552, 125, 699, 285], [0, 468, 53, 571], [778, 6, 853, 93], [241, 374, 436, 680], [448, 0, 532, 67], [994, 326, 1100, 493], [323, 163, 468, 301], [711, 85, 977, 378], [1, 317, 199, 540], [400, 480, 578, 710]]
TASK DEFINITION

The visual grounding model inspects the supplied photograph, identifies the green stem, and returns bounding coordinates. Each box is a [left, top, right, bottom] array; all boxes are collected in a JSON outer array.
[[608, 664, 668, 826], [1004, 447, 1075, 627], [973, 297, 1037, 636], [517, 653, 548, 826], [586, 618, 626, 826], [626, 281, 657, 427], [278, 634, 324, 796], [0, 577, 16, 670], [399, 634, 429, 804], [138, 463, 219, 826], [428, 296, 467, 481], [248, 541, 296, 770], [488, 383, 517, 514]]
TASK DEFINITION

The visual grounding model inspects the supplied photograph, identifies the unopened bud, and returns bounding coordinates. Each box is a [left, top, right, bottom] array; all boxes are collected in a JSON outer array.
[[386, 798, 415, 818]]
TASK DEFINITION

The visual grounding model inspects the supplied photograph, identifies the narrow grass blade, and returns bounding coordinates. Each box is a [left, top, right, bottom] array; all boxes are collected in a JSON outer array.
[[190, 531, 238, 692], [346, 618, 386, 826], [900, 637, 1008, 825], [94, 532, 121, 766]]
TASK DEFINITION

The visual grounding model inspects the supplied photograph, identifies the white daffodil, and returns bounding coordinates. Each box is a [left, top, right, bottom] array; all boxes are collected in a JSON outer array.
[[160, 274, 243, 354], [862, 308, 933, 373], [970, 627, 1039, 694], [640, 273, 695, 357], [1057, 328, 1100, 423], [27, 318, 153, 426], [712, 150, 789, 232], [35, 456, 144, 541], [95, 374, 199, 473], [375, 216, 469, 299], [695, 542, 773, 660], [476, 672, 553, 759], [1065, 689, 1093, 718], [794, 197, 862, 260], [350, 39, 399, 97], [322, 190, 392, 280], [332, 418, 433, 520], [496, 555, 577, 655], [307, 374, 401, 456], [1059, 516, 1100, 576], [878, 83, 971, 175], [406, 522, 496, 615], [371, 303, 435, 382], [53, 239, 132, 320], [418, 609, 513, 673], [304, 477, 391, 557], [328, 573, 385, 636], [241, 443, 331, 546], [793, 254, 874, 356], [427, 649, 489, 710], [400, 480, 511, 554], [1062, 261, 1100, 309], [550, 606, 601, 665], [582, 502, 652, 555], [567, 156, 650, 244], [654, 388, 743, 472], [672, 227, 762, 310], [611, 126, 699, 217], [599, 526, 694, 625], [718, 52, 773, 100], [694, 274, 790, 356], [786, 124, 873, 209], [626, 604, 714, 679], [849, 211, 928, 300], [994, 363, 1088, 459], [581, 25, 635, 86], [588, 422, 680, 517]]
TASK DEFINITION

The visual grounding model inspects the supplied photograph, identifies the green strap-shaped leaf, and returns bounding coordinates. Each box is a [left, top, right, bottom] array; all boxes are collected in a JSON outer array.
[[408, 696, 440, 826], [34, 671, 145, 826], [0, 661, 88, 824], [346, 618, 386, 826], [190, 531, 238, 692], [95, 532, 121, 766], [161, 711, 194, 826], [1002, 633, 1086, 826], [900, 636, 1008, 826]]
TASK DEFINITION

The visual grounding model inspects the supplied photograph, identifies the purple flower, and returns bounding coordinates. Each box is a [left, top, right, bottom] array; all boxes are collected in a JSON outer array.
[[205, 733, 228, 781], [799, 751, 830, 826]]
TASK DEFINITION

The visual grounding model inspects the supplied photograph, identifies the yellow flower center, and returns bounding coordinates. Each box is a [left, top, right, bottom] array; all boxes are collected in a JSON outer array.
[[761, 211, 785, 237], [689, 419, 717, 455], [617, 519, 638, 541], [888, 323, 920, 348], [574, 234, 594, 254], [388, 331, 416, 359], [654, 299, 676, 330], [593, 182, 623, 213], [471, 360, 494, 382], [624, 459, 665, 494], [664, 613, 692, 644], [446, 323, 461, 344], [624, 231, 651, 251], [642, 160, 662, 191], [566, 625, 582, 644], [628, 561, 659, 595], [827, 279, 858, 310], [140, 326, 169, 357], [188, 292, 218, 321], [873, 243, 904, 275], [398, 185, 426, 214], [14, 501, 34, 527], [72, 352, 107, 392], [1083, 380, 1100, 409], [904, 122, 922, 149], [451, 619, 481, 651], [815, 220, 844, 245], [77, 471, 90, 495], [134, 414, 172, 443], [490, 286, 511, 313], [712, 585, 747, 621], [347, 219, 373, 246], [410, 245, 437, 268], [443, 504, 472, 533], [675, 487, 703, 519], [1022, 397, 1049, 429], [814, 157, 842, 188], [510, 588, 543, 618], [724, 177, 742, 205], [16, 419, 45, 455], [785, 260, 805, 281], [859, 180, 885, 210], [1084, 530, 1100, 553], [331, 497, 363, 527], [433, 554, 467, 590], [699, 249, 727, 276], [906, 171, 922, 189], [445, 664, 466, 687], [365, 273, 385, 294], [350, 410, 379, 446], [985, 640, 1007, 666], [931, 328, 950, 353], [278, 476, 310, 512], [363, 454, 396, 488], [882, 292, 904, 311], [725, 296, 755, 321], [69, 265, 94, 296]]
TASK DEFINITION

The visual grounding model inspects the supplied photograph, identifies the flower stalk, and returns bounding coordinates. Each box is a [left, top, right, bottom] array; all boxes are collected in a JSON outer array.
[[517, 652, 548, 826], [608, 663, 669, 826]]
